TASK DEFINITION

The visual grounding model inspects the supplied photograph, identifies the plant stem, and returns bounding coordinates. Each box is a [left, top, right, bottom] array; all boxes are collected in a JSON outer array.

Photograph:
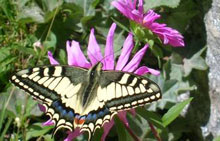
[[45, 4, 59, 41], [148, 121, 161, 141]]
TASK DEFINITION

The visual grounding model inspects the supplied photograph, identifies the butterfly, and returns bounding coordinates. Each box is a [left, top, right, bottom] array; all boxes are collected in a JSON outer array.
[[10, 62, 161, 140]]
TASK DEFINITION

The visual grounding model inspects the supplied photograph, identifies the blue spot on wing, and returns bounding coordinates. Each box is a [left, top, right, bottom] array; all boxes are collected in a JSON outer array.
[[51, 100, 76, 123], [85, 107, 110, 123], [98, 111, 104, 117], [66, 111, 74, 121]]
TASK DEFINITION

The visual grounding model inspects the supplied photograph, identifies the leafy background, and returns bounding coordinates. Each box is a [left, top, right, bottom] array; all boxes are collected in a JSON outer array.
[[0, 0, 213, 140]]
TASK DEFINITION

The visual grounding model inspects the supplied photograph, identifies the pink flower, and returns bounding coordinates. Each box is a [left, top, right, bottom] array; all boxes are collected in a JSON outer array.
[[112, 0, 185, 47], [45, 23, 160, 140]]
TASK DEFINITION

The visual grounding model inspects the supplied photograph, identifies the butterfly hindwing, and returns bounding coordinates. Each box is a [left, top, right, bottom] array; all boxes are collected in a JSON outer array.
[[99, 71, 161, 112]]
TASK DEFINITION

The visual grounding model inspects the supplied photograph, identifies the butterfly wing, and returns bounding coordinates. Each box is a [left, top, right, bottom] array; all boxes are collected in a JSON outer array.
[[99, 70, 161, 111], [10, 65, 89, 134], [79, 70, 161, 140], [11, 65, 161, 141]]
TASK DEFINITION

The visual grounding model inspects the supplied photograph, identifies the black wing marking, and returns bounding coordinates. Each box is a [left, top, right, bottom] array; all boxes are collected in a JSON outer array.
[[10, 66, 88, 135]]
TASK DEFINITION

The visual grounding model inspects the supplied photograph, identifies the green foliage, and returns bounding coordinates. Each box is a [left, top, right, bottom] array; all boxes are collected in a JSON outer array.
[[162, 98, 193, 127], [144, 0, 181, 10], [0, 0, 210, 140]]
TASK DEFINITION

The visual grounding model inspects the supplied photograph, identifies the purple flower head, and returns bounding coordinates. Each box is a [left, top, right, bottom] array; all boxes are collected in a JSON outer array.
[[112, 0, 185, 47], [45, 23, 160, 140]]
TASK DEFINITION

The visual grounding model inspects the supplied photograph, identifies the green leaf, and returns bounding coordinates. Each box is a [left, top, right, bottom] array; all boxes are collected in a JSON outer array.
[[147, 75, 178, 110], [0, 117, 13, 140], [111, 17, 129, 32], [17, 3, 45, 23], [43, 32, 57, 51], [17, 0, 62, 23], [42, 135, 54, 141], [92, 128, 103, 141], [69, 0, 96, 16], [0, 0, 14, 20], [114, 116, 127, 141], [183, 47, 208, 76], [162, 98, 193, 127], [169, 64, 183, 81], [58, 49, 67, 64], [0, 100, 6, 131], [26, 123, 54, 140], [136, 108, 164, 130], [144, 0, 181, 10]]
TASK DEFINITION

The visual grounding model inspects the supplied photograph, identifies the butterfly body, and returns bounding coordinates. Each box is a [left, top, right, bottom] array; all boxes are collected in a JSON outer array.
[[11, 62, 161, 140]]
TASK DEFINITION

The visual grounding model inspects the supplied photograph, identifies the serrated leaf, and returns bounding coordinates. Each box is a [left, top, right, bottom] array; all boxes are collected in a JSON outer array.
[[170, 64, 183, 81], [144, 0, 181, 10], [147, 75, 178, 110], [162, 98, 193, 127], [183, 47, 208, 76]]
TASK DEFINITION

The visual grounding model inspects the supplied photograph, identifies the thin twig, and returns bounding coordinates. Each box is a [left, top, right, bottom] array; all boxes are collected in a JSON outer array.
[[45, 5, 59, 41], [148, 121, 161, 141]]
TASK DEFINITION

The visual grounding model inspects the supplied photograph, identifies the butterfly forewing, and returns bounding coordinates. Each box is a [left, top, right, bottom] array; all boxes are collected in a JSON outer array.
[[10, 66, 89, 134]]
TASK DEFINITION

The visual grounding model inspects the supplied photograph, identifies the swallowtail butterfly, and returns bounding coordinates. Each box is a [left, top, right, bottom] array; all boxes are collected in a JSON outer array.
[[10, 62, 161, 140]]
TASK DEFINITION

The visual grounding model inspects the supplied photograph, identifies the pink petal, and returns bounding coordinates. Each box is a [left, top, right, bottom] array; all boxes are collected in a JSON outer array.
[[116, 33, 134, 71], [130, 109, 136, 116], [48, 51, 59, 65], [112, 1, 130, 18], [143, 10, 184, 47], [153, 26, 185, 47], [134, 66, 160, 76], [143, 10, 160, 25], [113, 0, 185, 47], [101, 120, 114, 141], [138, 0, 143, 14], [66, 41, 91, 68], [38, 104, 46, 112], [118, 111, 129, 127], [118, 111, 136, 137], [123, 44, 149, 72], [64, 128, 82, 141], [128, 0, 137, 9], [87, 28, 103, 65], [103, 23, 117, 70], [42, 119, 54, 126]]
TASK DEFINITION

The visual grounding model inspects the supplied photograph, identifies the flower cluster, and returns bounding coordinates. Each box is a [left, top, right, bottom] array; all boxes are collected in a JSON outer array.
[[112, 0, 184, 47]]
